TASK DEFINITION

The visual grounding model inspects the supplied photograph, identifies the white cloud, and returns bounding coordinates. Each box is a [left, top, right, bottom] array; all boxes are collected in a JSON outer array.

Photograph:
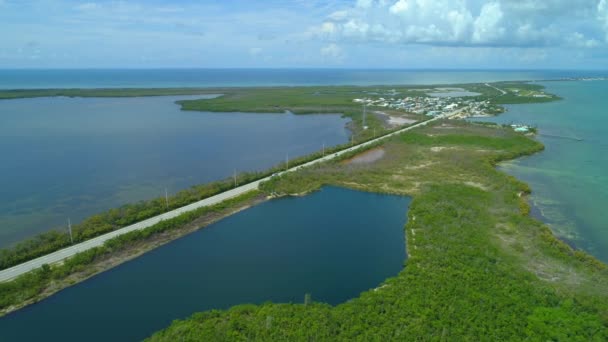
[[321, 22, 337, 35], [389, 0, 409, 14], [328, 10, 349, 21], [1, 0, 606, 69], [356, 0, 375, 9], [310, 0, 607, 48], [472, 2, 505, 43], [567, 32, 600, 48], [320, 43, 344, 61]]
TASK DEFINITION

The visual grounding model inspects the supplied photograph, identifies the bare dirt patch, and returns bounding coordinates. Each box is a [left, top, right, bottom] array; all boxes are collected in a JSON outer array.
[[464, 181, 489, 191], [374, 111, 418, 128], [343, 148, 385, 165], [402, 162, 436, 170]]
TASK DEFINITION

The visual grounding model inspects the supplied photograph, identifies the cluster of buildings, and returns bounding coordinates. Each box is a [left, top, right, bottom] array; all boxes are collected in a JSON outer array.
[[353, 96, 501, 118]]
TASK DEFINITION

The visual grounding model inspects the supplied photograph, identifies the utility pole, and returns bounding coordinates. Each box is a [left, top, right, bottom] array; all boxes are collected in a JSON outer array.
[[67, 218, 73, 244], [362, 104, 367, 128], [165, 188, 169, 209]]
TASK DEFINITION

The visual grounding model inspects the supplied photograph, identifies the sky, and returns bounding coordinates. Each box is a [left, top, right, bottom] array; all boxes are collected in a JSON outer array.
[[0, 0, 607, 69]]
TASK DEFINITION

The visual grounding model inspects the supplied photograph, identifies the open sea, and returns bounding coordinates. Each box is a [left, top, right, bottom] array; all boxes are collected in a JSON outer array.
[[1, 68, 607, 89], [472, 80, 608, 263]]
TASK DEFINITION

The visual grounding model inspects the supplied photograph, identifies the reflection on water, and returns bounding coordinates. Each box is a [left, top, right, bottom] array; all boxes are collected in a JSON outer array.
[[0, 96, 350, 246]]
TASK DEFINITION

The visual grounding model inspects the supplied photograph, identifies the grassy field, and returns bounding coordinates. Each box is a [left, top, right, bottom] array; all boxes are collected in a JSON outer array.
[[147, 120, 607, 341]]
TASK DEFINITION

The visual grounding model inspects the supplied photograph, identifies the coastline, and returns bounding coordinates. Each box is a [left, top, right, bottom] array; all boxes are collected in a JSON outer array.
[[1, 82, 606, 340], [0, 193, 268, 318], [0, 107, 442, 315], [148, 117, 608, 340]]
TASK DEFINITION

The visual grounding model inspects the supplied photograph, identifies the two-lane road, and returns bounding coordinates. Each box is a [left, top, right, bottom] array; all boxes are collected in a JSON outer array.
[[0, 109, 461, 282]]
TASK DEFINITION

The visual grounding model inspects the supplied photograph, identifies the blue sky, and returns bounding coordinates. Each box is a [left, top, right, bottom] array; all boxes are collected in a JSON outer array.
[[1, 0, 607, 69]]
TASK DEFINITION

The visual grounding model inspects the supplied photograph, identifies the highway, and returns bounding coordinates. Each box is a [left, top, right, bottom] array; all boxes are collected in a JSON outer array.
[[0, 109, 460, 282], [485, 83, 507, 95]]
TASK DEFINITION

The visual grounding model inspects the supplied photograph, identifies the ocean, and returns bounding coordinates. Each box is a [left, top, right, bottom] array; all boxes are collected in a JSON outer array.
[[1, 69, 607, 89], [473, 80, 608, 262]]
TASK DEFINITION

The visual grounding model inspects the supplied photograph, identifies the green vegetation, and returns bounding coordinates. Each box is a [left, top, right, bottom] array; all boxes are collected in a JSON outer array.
[[0, 139, 364, 272], [0, 190, 261, 316], [176, 86, 391, 139], [0, 82, 576, 335], [0, 81, 557, 139], [491, 82, 561, 104], [148, 120, 607, 341], [0, 174, 257, 270]]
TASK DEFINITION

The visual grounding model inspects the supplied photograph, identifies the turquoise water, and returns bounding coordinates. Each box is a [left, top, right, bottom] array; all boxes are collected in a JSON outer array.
[[1, 69, 607, 88], [0, 186, 411, 341], [473, 80, 608, 262], [0, 96, 349, 247]]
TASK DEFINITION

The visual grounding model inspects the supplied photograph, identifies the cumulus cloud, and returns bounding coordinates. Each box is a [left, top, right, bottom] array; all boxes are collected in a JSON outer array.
[[320, 43, 344, 61], [311, 0, 606, 48], [472, 2, 505, 43]]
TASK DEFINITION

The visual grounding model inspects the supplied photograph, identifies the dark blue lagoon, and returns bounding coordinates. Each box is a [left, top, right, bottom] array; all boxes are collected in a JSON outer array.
[[0, 186, 411, 341], [0, 95, 350, 246]]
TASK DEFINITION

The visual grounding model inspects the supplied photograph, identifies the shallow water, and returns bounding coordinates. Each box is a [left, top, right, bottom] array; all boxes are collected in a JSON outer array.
[[0, 186, 411, 341], [472, 80, 608, 262], [0, 96, 350, 246]]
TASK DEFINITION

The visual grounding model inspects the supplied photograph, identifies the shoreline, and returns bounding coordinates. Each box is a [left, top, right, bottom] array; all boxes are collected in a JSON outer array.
[[2, 82, 605, 332], [2, 115, 607, 339], [0, 109, 451, 315], [0, 194, 268, 318], [147, 115, 608, 340]]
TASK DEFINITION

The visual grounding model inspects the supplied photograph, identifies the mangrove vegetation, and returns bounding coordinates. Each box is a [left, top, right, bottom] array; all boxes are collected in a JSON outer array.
[[148, 120, 607, 341]]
